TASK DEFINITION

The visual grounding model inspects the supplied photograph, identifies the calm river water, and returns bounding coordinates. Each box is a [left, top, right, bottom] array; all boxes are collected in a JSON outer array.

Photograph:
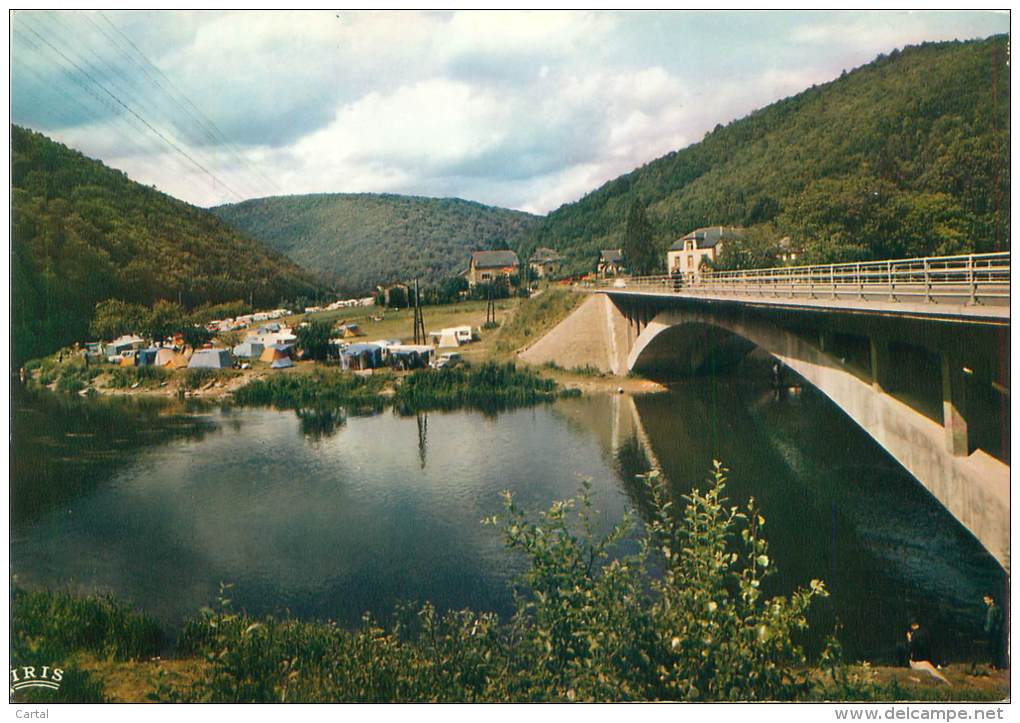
[[10, 361, 1005, 663]]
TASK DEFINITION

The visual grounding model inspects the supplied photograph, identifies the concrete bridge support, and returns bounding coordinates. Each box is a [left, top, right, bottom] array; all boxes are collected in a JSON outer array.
[[519, 291, 1010, 568], [623, 304, 1009, 568]]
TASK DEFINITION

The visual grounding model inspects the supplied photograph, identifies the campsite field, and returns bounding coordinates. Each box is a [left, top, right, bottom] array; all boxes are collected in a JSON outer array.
[[297, 297, 521, 363], [24, 288, 661, 402]]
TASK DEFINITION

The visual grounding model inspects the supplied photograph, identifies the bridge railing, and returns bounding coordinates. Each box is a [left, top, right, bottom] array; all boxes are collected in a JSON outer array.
[[597, 252, 1010, 306]]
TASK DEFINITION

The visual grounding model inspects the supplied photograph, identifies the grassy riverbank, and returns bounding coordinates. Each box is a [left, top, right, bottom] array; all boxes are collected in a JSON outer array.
[[231, 361, 578, 415], [10, 465, 1009, 703]]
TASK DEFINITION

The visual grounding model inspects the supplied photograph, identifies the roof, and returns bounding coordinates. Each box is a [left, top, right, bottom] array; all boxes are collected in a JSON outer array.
[[600, 249, 623, 263], [471, 250, 520, 269], [529, 247, 563, 263], [669, 226, 745, 251]]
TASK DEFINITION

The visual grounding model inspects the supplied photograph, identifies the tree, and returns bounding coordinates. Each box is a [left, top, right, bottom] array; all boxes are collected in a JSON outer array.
[[622, 201, 659, 275], [145, 300, 186, 344], [89, 299, 149, 341], [296, 320, 334, 361]]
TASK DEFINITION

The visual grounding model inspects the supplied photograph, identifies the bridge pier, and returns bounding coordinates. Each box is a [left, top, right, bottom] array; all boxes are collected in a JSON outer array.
[[869, 337, 892, 392], [941, 352, 970, 457]]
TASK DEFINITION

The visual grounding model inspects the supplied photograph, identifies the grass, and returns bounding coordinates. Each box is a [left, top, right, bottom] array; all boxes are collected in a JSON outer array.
[[297, 298, 521, 364], [181, 367, 240, 390], [393, 361, 562, 414], [106, 365, 170, 389], [232, 366, 390, 410], [493, 287, 584, 355]]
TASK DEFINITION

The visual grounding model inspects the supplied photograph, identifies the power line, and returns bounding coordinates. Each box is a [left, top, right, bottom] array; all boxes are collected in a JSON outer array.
[[36, 10, 264, 200], [97, 10, 283, 196], [18, 19, 247, 201]]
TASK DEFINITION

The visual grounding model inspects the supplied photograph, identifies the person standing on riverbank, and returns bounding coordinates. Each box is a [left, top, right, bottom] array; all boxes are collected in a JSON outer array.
[[983, 595, 1006, 669]]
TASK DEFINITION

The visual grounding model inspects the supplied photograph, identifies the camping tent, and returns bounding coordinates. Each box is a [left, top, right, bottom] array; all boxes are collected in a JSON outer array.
[[262, 344, 294, 369], [335, 324, 364, 339], [154, 348, 177, 366], [388, 344, 434, 370], [188, 348, 233, 369], [135, 348, 159, 366], [233, 341, 265, 358], [341, 343, 384, 370]]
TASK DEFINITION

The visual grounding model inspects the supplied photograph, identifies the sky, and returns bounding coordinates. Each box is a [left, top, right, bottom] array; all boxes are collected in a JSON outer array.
[[10, 10, 1009, 214]]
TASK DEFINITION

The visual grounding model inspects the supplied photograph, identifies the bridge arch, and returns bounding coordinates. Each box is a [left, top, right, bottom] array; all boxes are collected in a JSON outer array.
[[625, 306, 1009, 568]]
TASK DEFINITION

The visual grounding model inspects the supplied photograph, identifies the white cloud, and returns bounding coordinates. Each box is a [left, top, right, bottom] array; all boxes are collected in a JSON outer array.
[[10, 10, 1009, 213]]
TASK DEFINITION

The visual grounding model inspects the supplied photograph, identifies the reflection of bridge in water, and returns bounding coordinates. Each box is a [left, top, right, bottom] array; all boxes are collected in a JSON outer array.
[[524, 253, 1010, 568]]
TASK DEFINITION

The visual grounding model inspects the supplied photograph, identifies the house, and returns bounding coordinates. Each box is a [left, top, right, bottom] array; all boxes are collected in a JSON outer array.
[[597, 249, 624, 278], [377, 282, 411, 307], [466, 250, 520, 287], [778, 236, 802, 265], [667, 226, 744, 278], [529, 247, 563, 278]]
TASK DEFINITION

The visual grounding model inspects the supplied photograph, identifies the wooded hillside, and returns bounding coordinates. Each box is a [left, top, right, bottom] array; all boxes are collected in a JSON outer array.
[[528, 36, 1009, 273], [12, 125, 318, 364], [212, 193, 539, 293]]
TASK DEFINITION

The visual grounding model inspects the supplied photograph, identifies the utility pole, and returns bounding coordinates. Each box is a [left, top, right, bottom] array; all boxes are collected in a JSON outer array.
[[486, 279, 496, 326], [412, 278, 426, 344]]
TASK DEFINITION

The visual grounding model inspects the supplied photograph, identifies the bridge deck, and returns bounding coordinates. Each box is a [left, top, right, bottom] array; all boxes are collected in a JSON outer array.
[[600, 287, 1010, 325]]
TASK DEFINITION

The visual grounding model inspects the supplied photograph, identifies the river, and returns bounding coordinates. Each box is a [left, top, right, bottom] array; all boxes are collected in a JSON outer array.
[[10, 359, 1005, 663]]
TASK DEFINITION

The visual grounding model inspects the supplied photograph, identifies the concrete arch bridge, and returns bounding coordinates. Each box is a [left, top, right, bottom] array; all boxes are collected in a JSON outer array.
[[521, 253, 1010, 567]]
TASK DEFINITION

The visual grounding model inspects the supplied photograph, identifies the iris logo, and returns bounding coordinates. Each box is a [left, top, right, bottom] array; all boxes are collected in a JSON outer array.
[[10, 666, 63, 694]]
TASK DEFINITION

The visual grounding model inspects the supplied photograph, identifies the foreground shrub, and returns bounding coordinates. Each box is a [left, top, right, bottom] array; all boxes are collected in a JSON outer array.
[[165, 463, 827, 702], [11, 585, 163, 661]]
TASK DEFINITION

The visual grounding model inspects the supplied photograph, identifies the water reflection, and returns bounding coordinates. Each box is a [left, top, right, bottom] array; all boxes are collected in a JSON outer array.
[[616, 357, 1005, 663], [11, 385, 217, 527], [296, 407, 348, 441]]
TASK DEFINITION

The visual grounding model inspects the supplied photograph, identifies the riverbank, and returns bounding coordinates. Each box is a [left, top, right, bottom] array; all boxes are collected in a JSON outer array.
[[71, 654, 1008, 704], [12, 569, 1009, 703]]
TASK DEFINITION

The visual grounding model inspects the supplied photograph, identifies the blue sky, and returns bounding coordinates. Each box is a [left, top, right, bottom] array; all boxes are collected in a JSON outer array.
[[10, 10, 1009, 213]]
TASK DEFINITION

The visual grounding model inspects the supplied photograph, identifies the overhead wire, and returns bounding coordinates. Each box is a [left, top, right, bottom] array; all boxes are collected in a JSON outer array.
[[96, 10, 283, 196], [15, 14, 248, 202]]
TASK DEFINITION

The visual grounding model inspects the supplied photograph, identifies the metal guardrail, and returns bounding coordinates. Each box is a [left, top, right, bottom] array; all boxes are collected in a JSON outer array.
[[595, 252, 1010, 306]]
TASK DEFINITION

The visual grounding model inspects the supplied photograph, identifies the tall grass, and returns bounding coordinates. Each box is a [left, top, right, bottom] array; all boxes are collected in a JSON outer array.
[[12, 585, 164, 661], [393, 362, 559, 414], [232, 367, 389, 411], [106, 365, 169, 389], [182, 367, 239, 390]]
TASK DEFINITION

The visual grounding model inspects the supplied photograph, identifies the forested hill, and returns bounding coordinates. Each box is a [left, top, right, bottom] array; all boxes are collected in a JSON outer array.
[[12, 126, 318, 364], [530, 35, 1009, 272], [211, 194, 540, 293]]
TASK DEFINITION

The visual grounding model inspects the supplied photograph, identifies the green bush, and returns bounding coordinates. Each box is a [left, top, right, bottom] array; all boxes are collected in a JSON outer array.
[[106, 365, 169, 389]]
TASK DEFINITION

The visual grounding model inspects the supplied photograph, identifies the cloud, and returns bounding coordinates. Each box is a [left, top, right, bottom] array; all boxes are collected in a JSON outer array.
[[9, 10, 1010, 213]]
